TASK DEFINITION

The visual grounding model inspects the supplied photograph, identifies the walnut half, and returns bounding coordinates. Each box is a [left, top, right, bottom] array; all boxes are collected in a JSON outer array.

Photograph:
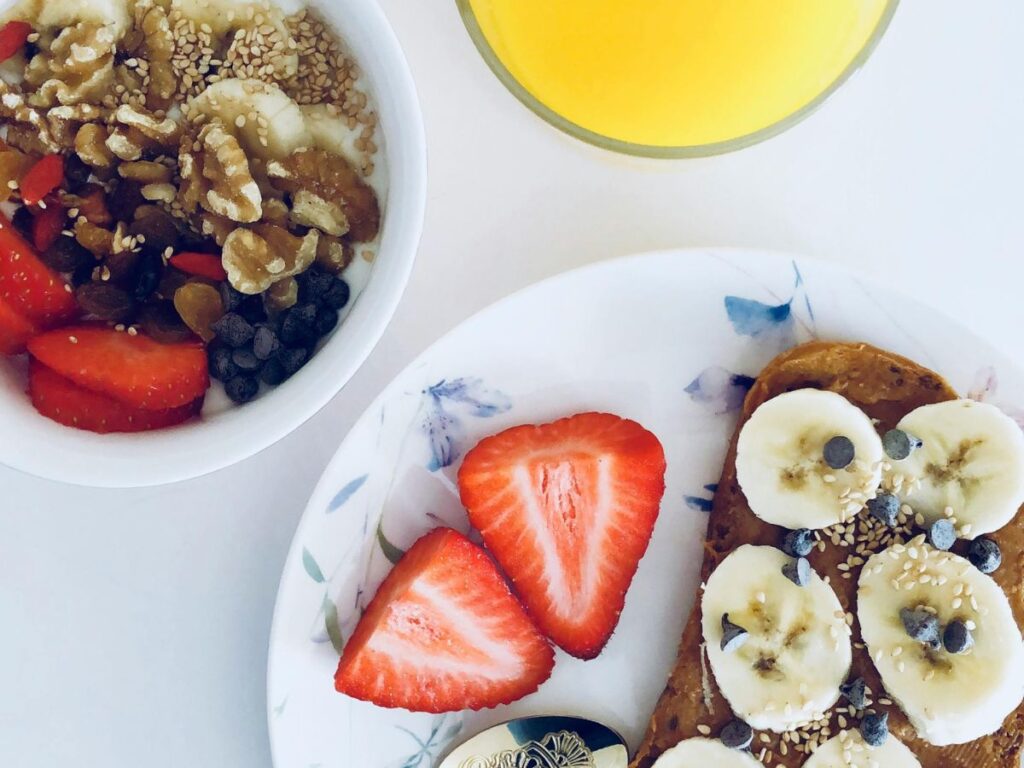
[[179, 121, 262, 224], [222, 224, 318, 295]]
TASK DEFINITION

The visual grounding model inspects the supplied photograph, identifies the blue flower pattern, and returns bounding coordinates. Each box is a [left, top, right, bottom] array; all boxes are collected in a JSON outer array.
[[422, 378, 512, 471], [687, 261, 815, 414]]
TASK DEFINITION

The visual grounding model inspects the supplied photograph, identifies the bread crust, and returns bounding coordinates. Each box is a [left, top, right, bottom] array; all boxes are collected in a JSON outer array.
[[631, 341, 1024, 768]]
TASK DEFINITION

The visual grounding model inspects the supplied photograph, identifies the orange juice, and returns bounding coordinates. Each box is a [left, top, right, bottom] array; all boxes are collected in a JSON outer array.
[[466, 0, 892, 148]]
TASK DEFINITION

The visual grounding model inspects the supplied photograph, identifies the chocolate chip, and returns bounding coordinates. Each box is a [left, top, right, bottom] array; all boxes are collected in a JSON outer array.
[[720, 719, 753, 750], [867, 492, 900, 527], [782, 557, 811, 587], [943, 620, 973, 655], [882, 428, 922, 460], [720, 614, 749, 653], [900, 607, 940, 645], [823, 435, 855, 469], [860, 712, 889, 747], [782, 528, 814, 558], [968, 537, 1001, 574], [839, 677, 867, 710], [928, 518, 956, 551]]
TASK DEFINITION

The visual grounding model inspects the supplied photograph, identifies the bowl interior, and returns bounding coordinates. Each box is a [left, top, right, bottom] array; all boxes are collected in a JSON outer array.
[[0, 0, 426, 488]]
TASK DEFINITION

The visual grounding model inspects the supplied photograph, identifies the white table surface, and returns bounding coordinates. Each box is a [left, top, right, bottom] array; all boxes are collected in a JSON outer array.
[[3, 2, 1023, 766]]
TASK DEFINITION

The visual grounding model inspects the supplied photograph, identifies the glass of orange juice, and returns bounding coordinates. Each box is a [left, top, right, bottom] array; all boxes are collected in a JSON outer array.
[[457, 0, 898, 157]]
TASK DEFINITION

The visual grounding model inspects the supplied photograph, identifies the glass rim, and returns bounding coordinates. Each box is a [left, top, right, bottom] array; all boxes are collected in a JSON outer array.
[[456, 0, 901, 159]]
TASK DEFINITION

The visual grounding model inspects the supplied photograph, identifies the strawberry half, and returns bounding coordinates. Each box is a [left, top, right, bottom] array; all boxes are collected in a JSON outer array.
[[29, 360, 202, 433], [0, 292, 37, 354], [28, 326, 209, 410], [0, 210, 77, 327], [458, 412, 667, 659], [334, 528, 554, 713]]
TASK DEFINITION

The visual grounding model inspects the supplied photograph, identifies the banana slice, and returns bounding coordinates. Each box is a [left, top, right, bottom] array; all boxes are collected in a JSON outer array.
[[301, 104, 361, 163], [803, 730, 921, 768], [702, 545, 852, 732], [893, 400, 1024, 538], [736, 389, 884, 529], [857, 537, 1024, 745], [187, 79, 313, 161], [651, 738, 762, 767]]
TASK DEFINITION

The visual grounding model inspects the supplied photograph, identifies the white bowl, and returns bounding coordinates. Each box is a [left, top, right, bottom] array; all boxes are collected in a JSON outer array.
[[0, 0, 426, 487]]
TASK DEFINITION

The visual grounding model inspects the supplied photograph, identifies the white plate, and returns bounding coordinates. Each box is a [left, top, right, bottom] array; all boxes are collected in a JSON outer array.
[[267, 249, 1024, 768]]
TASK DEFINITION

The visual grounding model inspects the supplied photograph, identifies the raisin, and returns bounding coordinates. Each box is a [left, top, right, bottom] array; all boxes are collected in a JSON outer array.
[[321, 278, 350, 311], [41, 235, 93, 273], [156, 266, 190, 300], [132, 251, 164, 299], [105, 249, 141, 285], [71, 261, 96, 287], [63, 153, 92, 192], [11, 205, 33, 237], [137, 300, 194, 343], [129, 208, 179, 257], [107, 178, 145, 222], [173, 282, 223, 342], [75, 282, 135, 321]]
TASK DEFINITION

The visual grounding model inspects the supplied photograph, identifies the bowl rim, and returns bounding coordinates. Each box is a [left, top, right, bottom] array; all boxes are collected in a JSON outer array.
[[456, 0, 900, 158], [0, 0, 427, 488]]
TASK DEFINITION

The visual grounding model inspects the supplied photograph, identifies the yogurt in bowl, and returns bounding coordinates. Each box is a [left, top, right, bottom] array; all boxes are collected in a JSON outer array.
[[0, 0, 425, 486]]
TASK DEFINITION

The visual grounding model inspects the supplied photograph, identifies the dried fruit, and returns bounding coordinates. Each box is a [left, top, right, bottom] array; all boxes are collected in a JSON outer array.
[[74, 220, 115, 257], [129, 209, 179, 257], [268, 148, 380, 241], [179, 121, 262, 223], [169, 252, 227, 282], [20, 155, 64, 205], [137, 300, 193, 343], [108, 179, 145, 221], [41, 235, 93, 273], [0, 21, 31, 64], [221, 225, 318, 294], [63, 153, 92, 191], [0, 149, 34, 203], [173, 282, 223, 341], [31, 204, 65, 252], [75, 282, 135, 321], [132, 251, 164, 299], [65, 185, 112, 226]]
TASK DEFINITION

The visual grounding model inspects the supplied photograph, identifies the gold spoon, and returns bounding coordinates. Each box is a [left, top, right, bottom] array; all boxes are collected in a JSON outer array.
[[437, 715, 628, 768]]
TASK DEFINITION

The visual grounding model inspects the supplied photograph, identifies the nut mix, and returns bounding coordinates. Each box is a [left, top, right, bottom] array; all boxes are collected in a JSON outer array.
[[0, 0, 381, 433]]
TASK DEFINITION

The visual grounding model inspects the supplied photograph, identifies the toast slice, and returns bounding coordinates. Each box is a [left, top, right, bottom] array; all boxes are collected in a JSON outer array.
[[632, 341, 1024, 767]]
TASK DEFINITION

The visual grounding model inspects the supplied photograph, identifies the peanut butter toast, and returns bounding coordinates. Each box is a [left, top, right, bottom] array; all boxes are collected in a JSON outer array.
[[632, 341, 1024, 767]]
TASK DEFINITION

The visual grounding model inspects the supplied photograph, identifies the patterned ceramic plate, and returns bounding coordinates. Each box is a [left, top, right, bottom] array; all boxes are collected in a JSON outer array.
[[267, 249, 1024, 768]]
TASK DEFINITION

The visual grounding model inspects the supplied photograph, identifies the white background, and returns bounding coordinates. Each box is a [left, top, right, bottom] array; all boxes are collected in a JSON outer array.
[[3, 1, 1023, 766]]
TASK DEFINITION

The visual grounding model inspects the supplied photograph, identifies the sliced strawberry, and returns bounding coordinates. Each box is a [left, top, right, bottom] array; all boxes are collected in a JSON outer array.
[[28, 360, 202, 433], [458, 412, 667, 659], [20, 154, 63, 206], [169, 252, 227, 281], [335, 528, 554, 713], [28, 326, 209, 410], [0, 210, 77, 327], [0, 292, 37, 354]]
